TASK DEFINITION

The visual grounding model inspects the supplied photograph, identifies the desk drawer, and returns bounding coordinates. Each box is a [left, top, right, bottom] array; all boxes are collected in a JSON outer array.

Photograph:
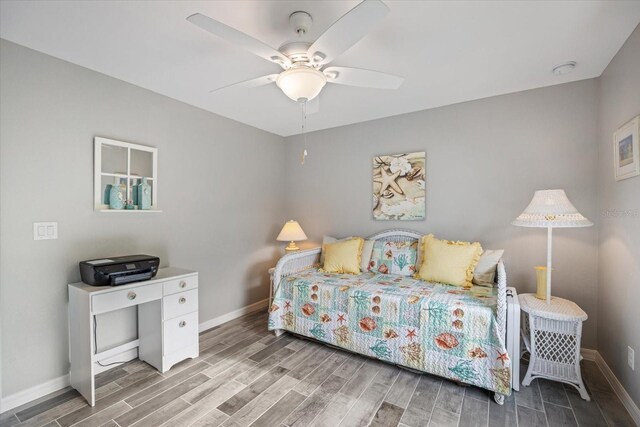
[[163, 275, 198, 296], [163, 311, 198, 355], [92, 283, 162, 314], [163, 289, 198, 320]]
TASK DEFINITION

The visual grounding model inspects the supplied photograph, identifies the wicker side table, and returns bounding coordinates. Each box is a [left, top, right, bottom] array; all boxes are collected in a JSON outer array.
[[519, 293, 590, 401]]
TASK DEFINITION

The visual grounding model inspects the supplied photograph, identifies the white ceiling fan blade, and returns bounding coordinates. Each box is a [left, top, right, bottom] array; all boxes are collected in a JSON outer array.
[[187, 13, 290, 68], [324, 67, 403, 89], [307, 0, 389, 66], [209, 74, 278, 93], [305, 97, 320, 115]]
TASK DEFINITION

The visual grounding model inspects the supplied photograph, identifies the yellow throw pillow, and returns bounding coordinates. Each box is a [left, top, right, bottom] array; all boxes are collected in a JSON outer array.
[[321, 237, 364, 274], [320, 235, 353, 265], [415, 234, 483, 288]]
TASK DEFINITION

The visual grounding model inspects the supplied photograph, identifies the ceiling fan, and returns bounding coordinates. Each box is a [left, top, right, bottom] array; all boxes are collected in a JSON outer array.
[[186, 0, 403, 110]]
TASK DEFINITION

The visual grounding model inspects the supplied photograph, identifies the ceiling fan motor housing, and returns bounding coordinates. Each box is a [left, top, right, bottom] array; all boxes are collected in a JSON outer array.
[[279, 42, 312, 64]]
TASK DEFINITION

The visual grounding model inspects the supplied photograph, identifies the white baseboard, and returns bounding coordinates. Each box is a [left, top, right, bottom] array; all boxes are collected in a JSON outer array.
[[595, 352, 640, 426], [581, 348, 597, 361], [0, 374, 70, 414], [0, 298, 269, 414], [198, 298, 269, 333]]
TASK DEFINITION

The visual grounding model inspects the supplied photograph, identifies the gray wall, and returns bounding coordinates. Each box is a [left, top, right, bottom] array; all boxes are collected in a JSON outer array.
[[597, 25, 640, 406], [284, 79, 600, 349], [0, 39, 286, 396]]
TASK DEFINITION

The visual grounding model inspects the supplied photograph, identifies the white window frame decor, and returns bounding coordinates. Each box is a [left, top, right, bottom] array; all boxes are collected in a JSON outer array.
[[613, 115, 639, 181], [94, 137, 160, 212]]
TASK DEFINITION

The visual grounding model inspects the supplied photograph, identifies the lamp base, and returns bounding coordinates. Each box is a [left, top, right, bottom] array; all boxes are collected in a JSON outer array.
[[535, 266, 547, 300], [285, 241, 300, 252]]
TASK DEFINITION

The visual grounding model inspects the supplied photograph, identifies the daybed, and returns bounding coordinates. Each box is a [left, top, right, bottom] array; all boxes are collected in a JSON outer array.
[[268, 229, 511, 404]]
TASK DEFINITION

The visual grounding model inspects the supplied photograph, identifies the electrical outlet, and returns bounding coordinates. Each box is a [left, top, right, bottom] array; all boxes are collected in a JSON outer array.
[[629, 346, 635, 370]]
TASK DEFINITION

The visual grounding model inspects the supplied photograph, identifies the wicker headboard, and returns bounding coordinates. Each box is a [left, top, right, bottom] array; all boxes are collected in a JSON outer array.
[[366, 229, 422, 245]]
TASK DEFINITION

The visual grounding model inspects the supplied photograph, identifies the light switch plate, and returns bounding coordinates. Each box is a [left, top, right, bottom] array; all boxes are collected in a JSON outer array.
[[629, 346, 635, 370], [33, 222, 58, 240]]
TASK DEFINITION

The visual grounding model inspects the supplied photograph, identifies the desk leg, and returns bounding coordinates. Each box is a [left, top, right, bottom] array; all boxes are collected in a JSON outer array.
[[68, 287, 95, 406], [139, 300, 163, 371]]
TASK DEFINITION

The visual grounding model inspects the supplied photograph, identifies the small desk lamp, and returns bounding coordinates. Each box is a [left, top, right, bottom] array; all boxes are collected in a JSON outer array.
[[512, 189, 593, 304], [277, 220, 308, 252]]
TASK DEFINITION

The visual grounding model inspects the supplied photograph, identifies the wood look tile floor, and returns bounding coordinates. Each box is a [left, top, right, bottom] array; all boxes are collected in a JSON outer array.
[[2, 310, 636, 427]]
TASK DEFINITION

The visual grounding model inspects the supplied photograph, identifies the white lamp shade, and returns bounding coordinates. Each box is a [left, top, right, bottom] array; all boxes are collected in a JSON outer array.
[[512, 189, 593, 228], [277, 220, 308, 242], [276, 67, 326, 102]]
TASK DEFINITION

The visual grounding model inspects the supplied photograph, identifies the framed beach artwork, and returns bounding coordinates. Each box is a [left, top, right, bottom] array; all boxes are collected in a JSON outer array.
[[613, 115, 639, 181], [373, 152, 426, 220]]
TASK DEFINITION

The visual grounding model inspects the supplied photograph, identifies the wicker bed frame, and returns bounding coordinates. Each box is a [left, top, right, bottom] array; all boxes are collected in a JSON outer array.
[[272, 229, 509, 405]]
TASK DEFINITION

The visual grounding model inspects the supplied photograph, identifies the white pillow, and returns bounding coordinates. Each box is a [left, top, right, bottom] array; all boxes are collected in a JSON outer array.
[[472, 249, 504, 286], [360, 239, 376, 272]]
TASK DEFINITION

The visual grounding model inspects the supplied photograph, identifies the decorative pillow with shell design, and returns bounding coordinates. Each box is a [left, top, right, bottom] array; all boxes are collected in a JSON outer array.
[[367, 240, 418, 276]]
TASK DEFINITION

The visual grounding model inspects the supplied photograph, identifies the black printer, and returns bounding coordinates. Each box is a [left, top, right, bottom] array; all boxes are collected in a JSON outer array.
[[79, 255, 159, 286]]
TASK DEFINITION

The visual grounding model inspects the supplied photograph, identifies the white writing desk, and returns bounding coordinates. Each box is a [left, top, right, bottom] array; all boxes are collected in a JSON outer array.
[[68, 267, 199, 406]]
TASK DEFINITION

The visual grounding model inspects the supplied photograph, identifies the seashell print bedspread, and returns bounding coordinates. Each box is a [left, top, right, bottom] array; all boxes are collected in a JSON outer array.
[[268, 269, 511, 395]]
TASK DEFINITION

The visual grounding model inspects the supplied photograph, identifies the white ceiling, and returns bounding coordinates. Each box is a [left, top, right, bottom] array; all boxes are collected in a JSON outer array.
[[1, 1, 639, 137]]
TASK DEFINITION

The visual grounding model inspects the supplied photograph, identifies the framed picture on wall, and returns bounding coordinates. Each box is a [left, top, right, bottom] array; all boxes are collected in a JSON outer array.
[[613, 115, 639, 181], [373, 152, 426, 220]]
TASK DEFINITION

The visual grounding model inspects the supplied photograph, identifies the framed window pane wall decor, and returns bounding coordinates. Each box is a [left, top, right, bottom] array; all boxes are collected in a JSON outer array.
[[94, 137, 160, 212]]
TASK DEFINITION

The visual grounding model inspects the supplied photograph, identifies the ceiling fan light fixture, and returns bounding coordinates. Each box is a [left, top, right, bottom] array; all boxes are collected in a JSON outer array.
[[276, 67, 327, 102]]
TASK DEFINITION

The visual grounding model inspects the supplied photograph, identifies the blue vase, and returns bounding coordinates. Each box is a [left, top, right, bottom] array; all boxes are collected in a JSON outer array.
[[137, 177, 151, 210], [109, 184, 125, 209], [103, 184, 112, 205], [132, 181, 139, 206]]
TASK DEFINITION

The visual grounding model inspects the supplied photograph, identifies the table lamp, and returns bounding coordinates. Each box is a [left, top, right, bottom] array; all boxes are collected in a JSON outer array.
[[277, 220, 308, 252], [512, 189, 592, 304]]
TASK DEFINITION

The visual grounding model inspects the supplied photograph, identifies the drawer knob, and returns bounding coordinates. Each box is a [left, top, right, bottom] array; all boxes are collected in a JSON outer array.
[[127, 292, 137, 300], [179, 281, 187, 288], [179, 320, 186, 328], [179, 297, 186, 304]]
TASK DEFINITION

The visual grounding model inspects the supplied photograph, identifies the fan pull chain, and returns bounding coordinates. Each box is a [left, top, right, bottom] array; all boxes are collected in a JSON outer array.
[[300, 101, 308, 165]]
